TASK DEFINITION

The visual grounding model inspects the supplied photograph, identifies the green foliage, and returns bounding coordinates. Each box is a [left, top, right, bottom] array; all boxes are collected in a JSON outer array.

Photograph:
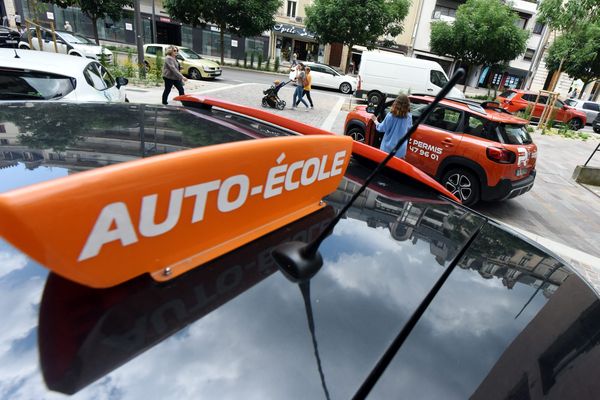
[[430, 0, 528, 74], [163, 0, 280, 63], [305, 0, 410, 71], [257, 53, 263, 70], [154, 52, 163, 82], [467, 94, 493, 101], [545, 23, 600, 85], [516, 104, 533, 120], [274, 56, 280, 72], [250, 52, 255, 68], [265, 57, 270, 71], [538, 0, 600, 33], [125, 48, 135, 77], [99, 47, 108, 67], [244, 52, 248, 68]]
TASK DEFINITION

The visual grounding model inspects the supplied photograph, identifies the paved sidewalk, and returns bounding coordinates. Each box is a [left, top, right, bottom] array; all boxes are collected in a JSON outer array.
[[126, 82, 600, 290]]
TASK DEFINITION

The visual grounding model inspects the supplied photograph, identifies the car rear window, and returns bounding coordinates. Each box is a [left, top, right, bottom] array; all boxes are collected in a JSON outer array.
[[499, 90, 516, 99], [0, 68, 76, 100], [499, 124, 532, 145]]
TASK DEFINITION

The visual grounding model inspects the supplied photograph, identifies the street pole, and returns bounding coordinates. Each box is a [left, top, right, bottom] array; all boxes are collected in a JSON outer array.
[[151, 0, 157, 43], [134, 0, 146, 78]]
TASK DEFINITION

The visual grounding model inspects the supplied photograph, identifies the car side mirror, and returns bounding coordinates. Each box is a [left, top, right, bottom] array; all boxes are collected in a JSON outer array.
[[116, 77, 129, 89]]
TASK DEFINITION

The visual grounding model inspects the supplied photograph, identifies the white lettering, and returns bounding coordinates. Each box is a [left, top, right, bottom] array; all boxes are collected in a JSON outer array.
[[317, 155, 330, 181], [139, 189, 184, 237], [78, 202, 138, 261], [184, 180, 220, 223], [284, 160, 304, 191], [330, 151, 346, 177], [301, 157, 320, 186], [265, 164, 287, 198], [218, 175, 249, 212]]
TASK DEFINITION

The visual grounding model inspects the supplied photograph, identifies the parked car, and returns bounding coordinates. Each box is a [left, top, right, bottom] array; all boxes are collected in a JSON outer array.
[[0, 26, 20, 48], [564, 98, 600, 125], [1, 99, 600, 399], [143, 43, 222, 79], [0, 48, 128, 102], [496, 89, 587, 130], [289, 61, 357, 94], [344, 95, 537, 206], [354, 50, 464, 105], [593, 113, 600, 133], [18, 27, 113, 62]]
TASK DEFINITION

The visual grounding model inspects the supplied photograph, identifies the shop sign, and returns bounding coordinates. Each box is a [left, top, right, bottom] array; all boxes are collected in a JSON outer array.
[[159, 17, 171, 23], [273, 23, 315, 40]]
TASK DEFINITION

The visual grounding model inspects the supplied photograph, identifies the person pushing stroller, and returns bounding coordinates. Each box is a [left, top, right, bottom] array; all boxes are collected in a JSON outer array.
[[262, 79, 290, 110]]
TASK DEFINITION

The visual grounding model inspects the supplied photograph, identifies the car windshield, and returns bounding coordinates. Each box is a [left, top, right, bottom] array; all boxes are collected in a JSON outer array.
[[0, 69, 76, 100], [59, 32, 95, 44], [179, 48, 202, 59], [499, 90, 517, 100], [499, 124, 533, 145], [565, 99, 577, 106]]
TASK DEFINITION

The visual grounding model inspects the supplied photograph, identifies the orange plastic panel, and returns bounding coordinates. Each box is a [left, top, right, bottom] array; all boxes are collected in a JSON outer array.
[[0, 135, 352, 288]]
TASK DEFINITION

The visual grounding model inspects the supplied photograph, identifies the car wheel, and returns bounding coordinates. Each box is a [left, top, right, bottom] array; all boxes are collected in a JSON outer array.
[[568, 118, 583, 131], [442, 168, 480, 206], [19, 44, 29, 50], [346, 126, 366, 143], [367, 91, 384, 106], [339, 82, 352, 94], [189, 68, 201, 80], [594, 127, 600, 133]]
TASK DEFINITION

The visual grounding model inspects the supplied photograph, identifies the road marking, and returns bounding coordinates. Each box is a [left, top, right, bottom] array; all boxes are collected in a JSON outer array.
[[320, 96, 346, 133], [197, 83, 254, 94]]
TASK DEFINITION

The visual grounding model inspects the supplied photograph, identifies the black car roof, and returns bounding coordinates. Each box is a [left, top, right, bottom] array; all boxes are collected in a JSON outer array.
[[0, 102, 599, 399]]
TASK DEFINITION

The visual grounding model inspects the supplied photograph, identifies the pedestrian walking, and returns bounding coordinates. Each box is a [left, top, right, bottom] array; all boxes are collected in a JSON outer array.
[[161, 46, 188, 105], [301, 66, 314, 109], [569, 88, 578, 99], [371, 93, 412, 158], [14, 13, 21, 29], [292, 63, 309, 110], [63, 21, 73, 32]]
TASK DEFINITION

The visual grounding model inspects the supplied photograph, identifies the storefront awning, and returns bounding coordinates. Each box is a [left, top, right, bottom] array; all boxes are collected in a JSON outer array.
[[273, 23, 316, 40]]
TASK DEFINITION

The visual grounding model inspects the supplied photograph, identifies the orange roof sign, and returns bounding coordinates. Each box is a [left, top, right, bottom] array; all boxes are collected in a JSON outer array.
[[0, 136, 352, 288]]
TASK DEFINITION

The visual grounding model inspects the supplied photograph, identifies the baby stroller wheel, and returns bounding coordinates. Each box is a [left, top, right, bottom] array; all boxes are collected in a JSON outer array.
[[276, 100, 286, 110], [261, 98, 269, 108]]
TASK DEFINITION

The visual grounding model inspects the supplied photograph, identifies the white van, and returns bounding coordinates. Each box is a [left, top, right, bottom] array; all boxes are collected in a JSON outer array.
[[355, 50, 464, 104]]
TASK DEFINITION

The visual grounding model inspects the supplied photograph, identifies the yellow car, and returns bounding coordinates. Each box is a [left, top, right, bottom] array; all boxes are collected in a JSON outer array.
[[143, 44, 222, 79]]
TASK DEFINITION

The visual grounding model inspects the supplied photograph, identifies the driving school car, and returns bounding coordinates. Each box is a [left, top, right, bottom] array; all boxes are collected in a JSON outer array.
[[1, 100, 599, 399], [344, 95, 538, 206]]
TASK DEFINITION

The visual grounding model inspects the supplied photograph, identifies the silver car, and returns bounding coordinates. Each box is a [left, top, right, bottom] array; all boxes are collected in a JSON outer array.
[[564, 98, 600, 125]]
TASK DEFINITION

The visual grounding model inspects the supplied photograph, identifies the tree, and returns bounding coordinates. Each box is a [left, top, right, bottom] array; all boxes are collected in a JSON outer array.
[[430, 0, 529, 92], [42, 0, 132, 44], [163, 0, 281, 65], [304, 0, 410, 73], [537, 0, 600, 91], [545, 23, 600, 97]]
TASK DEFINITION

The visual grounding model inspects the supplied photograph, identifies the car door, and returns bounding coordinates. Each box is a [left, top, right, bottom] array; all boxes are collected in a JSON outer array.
[[405, 104, 464, 177], [553, 99, 567, 122], [582, 102, 600, 122], [309, 65, 330, 89]]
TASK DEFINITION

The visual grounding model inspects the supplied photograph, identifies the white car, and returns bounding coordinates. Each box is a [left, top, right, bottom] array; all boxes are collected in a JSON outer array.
[[289, 61, 357, 94], [0, 49, 128, 102], [18, 28, 113, 62], [564, 98, 600, 125]]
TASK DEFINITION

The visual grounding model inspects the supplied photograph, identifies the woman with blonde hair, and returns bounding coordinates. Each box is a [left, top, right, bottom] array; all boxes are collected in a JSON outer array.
[[371, 93, 412, 158], [162, 45, 188, 105]]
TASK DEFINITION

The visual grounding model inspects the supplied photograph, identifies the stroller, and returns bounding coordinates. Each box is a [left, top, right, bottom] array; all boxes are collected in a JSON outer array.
[[262, 80, 291, 110]]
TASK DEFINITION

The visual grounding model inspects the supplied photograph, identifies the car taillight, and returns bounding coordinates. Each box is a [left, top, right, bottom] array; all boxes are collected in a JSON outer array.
[[486, 147, 516, 164]]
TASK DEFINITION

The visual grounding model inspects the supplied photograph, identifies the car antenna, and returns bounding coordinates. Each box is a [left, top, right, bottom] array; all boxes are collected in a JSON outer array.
[[14, 49, 20, 58], [272, 68, 466, 284]]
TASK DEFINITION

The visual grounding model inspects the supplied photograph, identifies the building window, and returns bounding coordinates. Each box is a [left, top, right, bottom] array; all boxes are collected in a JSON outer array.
[[516, 13, 531, 30], [286, 1, 297, 18], [432, 5, 456, 19], [533, 21, 544, 34], [523, 48, 535, 61]]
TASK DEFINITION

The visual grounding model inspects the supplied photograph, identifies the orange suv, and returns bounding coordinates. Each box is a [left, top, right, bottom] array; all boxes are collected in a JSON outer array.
[[496, 89, 586, 130], [344, 95, 538, 206]]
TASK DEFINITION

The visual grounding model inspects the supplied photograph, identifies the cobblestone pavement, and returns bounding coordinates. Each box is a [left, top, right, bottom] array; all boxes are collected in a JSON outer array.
[[126, 80, 600, 292]]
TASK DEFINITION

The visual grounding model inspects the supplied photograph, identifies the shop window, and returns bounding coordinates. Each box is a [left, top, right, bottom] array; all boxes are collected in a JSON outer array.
[[523, 48, 535, 61], [515, 13, 531, 30], [245, 38, 264, 55], [202, 30, 231, 58], [533, 21, 544, 34], [182, 25, 193, 49], [286, 1, 297, 18]]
